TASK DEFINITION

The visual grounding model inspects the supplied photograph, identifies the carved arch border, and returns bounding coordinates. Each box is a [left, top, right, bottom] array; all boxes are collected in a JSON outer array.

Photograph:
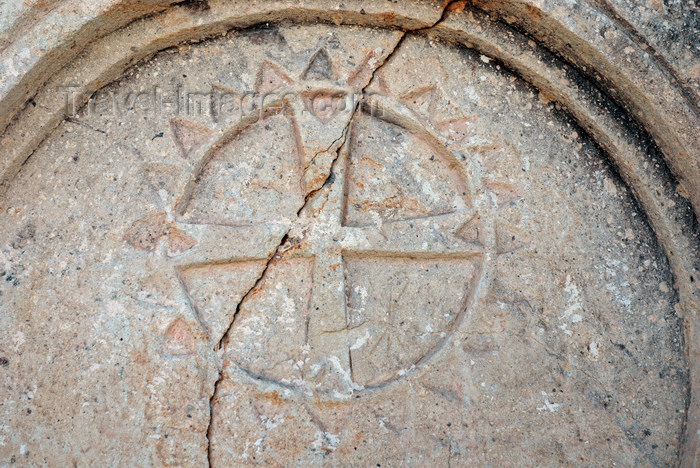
[[0, 0, 698, 464]]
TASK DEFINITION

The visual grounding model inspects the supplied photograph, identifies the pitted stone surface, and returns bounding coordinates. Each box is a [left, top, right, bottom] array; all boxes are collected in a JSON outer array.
[[0, 2, 698, 467], [604, 0, 700, 97]]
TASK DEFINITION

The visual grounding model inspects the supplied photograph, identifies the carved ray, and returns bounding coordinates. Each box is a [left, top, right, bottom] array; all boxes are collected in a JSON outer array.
[[301, 48, 334, 80], [163, 317, 199, 357], [136, 271, 180, 307], [456, 214, 484, 247], [170, 117, 213, 159], [495, 222, 531, 254], [348, 50, 385, 92], [484, 180, 522, 206], [166, 226, 197, 257], [255, 60, 293, 94], [400, 86, 438, 121]]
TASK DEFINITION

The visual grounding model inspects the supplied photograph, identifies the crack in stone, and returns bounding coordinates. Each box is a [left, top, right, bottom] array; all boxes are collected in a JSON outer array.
[[299, 122, 353, 213], [204, 227, 287, 464], [204, 4, 459, 464], [302, 124, 349, 175]]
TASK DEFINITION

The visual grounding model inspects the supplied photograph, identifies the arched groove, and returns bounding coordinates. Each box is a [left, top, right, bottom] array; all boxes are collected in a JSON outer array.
[[430, 8, 699, 309], [584, 0, 700, 117], [1, 1, 696, 217], [0, 0, 443, 138], [0, 2, 448, 198], [0, 0, 182, 136], [426, 11, 700, 463], [0, 1, 698, 463], [468, 0, 700, 222]]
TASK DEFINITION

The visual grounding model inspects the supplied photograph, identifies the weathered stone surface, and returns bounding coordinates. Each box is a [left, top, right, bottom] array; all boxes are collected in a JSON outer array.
[[0, 1, 698, 466], [605, 0, 699, 97]]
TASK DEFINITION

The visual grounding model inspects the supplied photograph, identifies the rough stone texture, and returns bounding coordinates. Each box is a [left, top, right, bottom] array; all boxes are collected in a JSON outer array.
[[0, 1, 698, 466], [604, 0, 699, 97]]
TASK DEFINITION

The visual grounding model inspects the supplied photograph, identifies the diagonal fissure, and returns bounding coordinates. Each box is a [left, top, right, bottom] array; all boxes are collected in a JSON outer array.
[[204, 4, 458, 464]]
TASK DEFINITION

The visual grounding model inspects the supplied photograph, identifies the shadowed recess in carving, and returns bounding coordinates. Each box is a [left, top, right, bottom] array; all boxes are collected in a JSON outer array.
[[170, 117, 213, 159], [301, 48, 334, 80]]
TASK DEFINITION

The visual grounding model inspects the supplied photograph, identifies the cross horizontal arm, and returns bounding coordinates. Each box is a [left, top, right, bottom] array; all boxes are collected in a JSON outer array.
[[170, 222, 287, 267], [340, 210, 483, 258]]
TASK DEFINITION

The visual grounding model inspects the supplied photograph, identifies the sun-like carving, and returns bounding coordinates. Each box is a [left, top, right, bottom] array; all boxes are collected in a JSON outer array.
[[127, 52, 532, 397]]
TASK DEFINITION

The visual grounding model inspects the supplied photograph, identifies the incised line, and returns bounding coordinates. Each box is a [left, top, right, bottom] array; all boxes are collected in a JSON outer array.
[[204, 3, 461, 463]]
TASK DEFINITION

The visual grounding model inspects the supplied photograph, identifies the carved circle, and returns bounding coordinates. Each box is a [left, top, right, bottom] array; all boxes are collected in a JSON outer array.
[[1, 2, 698, 463]]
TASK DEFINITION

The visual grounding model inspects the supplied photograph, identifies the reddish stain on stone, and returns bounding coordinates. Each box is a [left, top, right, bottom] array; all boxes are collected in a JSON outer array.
[[124, 211, 167, 251], [163, 317, 197, 356], [167, 226, 197, 257]]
